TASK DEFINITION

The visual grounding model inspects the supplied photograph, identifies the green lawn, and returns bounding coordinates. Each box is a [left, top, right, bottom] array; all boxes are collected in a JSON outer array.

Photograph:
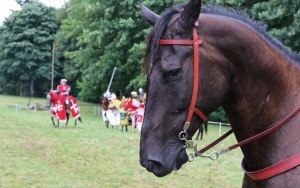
[[0, 95, 244, 188]]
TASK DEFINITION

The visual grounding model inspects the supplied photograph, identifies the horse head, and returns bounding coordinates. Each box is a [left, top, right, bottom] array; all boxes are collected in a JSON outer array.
[[139, 0, 231, 177], [140, 0, 300, 183], [47, 90, 59, 104], [120, 97, 129, 108], [46, 92, 52, 106], [108, 99, 123, 110], [101, 96, 109, 111]]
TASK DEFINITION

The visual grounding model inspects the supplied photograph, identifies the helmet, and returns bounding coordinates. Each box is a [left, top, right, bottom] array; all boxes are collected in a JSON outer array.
[[138, 88, 143, 93], [131, 91, 138, 98], [60, 79, 67, 83], [104, 91, 110, 98]]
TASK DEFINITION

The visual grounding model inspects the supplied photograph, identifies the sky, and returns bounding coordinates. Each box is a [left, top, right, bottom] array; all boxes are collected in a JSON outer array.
[[0, 0, 67, 24]]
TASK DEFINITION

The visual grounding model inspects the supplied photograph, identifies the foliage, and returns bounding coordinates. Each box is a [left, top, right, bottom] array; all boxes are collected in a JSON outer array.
[[54, 4, 81, 96], [59, 0, 183, 101], [206, 0, 300, 53], [1, 0, 299, 120], [209, 107, 229, 123], [248, 0, 300, 52], [0, 0, 60, 96], [204, 0, 300, 122]]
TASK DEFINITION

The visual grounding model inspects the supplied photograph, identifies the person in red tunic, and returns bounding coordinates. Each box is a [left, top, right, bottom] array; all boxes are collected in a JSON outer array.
[[57, 79, 71, 109], [57, 79, 71, 96], [124, 91, 140, 131]]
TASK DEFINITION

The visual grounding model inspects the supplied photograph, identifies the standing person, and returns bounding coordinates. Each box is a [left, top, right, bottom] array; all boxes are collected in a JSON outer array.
[[105, 90, 117, 102], [124, 91, 140, 132], [138, 88, 147, 104]]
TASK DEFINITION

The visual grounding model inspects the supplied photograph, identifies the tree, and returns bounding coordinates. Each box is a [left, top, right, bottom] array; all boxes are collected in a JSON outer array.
[[248, 0, 300, 52], [206, 0, 300, 53], [59, 0, 184, 102], [0, 0, 60, 96], [203, 0, 300, 122], [54, 4, 81, 96], [58, 0, 299, 104]]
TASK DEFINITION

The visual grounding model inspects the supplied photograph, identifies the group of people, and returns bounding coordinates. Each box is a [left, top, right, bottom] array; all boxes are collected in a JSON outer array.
[[104, 88, 146, 104], [55, 78, 147, 131], [102, 88, 147, 132]]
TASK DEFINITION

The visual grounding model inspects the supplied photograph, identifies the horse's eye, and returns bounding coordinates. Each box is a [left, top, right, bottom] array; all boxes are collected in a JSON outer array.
[[164, 68, 182, 80]]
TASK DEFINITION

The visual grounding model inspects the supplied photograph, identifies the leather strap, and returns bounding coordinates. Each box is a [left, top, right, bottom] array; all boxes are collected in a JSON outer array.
[[159, 21, 206, 122], [242, 152, 300, 181], [197, 129, 233, 155], [196, 105, 300, 180], [228, 105, 300, 152]]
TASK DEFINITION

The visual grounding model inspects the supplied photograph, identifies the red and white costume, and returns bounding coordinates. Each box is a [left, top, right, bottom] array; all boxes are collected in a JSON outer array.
[[136, 104, 145, 132], [124, 98, 140, 113], [124, 98, 140, 129], [49, 92, 67, 122], [57, 83, 71, 105], [57, 84, 71, 96], [49, 92, 80, 122]]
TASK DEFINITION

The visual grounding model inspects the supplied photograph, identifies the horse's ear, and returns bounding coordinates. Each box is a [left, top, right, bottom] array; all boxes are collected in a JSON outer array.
[[140, 3, 160, 26], [178, 0, 202, 30]]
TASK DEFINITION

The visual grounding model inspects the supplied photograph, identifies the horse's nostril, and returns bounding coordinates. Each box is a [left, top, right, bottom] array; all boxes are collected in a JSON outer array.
[[145, 161, 153, 170]]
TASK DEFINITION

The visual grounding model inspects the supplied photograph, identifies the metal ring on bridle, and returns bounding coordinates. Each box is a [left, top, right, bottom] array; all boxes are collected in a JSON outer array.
[[188, 153, 195, 162], [178, 131, 187, 141], [208, 151, 219, 160], [198, 151, 219, 161]]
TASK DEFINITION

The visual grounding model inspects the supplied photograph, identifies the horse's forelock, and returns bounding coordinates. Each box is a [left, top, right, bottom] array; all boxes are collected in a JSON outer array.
[[143, 4, 185, 75]]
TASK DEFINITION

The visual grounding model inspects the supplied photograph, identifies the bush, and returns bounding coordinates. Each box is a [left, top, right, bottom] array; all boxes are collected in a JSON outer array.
[[208, 107, 229, 123]]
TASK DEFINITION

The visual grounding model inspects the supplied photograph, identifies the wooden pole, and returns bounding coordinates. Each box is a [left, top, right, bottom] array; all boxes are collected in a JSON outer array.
[[51, 41, 55, 90]]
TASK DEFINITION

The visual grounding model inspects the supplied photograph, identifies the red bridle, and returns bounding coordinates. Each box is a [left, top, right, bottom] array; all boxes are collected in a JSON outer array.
[[159, 21, 206, 123], [158, 21, 300, 181]]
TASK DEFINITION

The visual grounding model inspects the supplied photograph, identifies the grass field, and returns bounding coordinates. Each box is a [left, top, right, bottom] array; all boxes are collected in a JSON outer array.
[[0, 95, 244, 188]]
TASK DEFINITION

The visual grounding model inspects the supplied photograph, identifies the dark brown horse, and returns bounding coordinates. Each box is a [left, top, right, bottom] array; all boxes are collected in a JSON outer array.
[[139, 0, 300, 187], [101, 96, 109, 128]]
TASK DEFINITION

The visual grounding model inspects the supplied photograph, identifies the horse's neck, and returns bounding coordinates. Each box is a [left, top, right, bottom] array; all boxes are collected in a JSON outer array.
[[110, 100, 121, 109], [223, 24, 300, 124], [217, 20, 300, 171], [51, 93, 59, 103], [207, 16, 300, 125], [120, 98, 128, 108]]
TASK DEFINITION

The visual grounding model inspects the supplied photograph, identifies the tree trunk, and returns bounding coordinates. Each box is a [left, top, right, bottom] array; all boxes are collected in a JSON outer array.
[[20, 83, 23, 96], [27, 79, 34, 106]]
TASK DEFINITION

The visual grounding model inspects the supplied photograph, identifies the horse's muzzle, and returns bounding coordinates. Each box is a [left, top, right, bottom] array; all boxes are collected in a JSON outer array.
[[140, 148, 188, 177], [140, 158, 173, 177]]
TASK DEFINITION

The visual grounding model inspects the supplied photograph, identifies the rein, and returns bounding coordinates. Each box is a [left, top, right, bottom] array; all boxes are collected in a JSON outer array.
[[158, 21, 300, 181]]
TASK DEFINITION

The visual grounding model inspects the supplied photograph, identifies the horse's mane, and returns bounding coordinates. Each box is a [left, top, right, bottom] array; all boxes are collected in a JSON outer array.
[[144, 4, 300, 74], [201, 5, 300, 65]]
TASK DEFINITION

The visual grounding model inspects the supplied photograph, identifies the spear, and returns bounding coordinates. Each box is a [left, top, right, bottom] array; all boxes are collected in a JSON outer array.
[[106, 67, 117, 92]]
